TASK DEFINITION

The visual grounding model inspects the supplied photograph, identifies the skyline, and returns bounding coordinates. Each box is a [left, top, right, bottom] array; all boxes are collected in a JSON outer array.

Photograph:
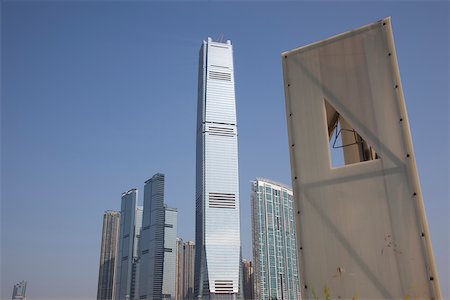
[[2, 2, 449, 299]]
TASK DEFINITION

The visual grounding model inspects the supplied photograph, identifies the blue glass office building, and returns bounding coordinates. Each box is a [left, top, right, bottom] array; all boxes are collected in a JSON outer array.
[[115, 189, 142, 300], [138, 173, 177, 300]]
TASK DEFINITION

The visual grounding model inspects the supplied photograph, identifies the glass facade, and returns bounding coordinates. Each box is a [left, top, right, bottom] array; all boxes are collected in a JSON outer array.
[[195, 37, 241, 299], [138, 173, 177, 300], [252, 179, 300, 300], [162, 207, 178, 299], [12, 280, 27, 300], [115, 189, 141, 300]]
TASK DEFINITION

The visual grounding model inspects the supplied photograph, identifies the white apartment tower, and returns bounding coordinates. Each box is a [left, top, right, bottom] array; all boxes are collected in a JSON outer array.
[[195, 37, 241, 299], [251, 179, 300, 300]]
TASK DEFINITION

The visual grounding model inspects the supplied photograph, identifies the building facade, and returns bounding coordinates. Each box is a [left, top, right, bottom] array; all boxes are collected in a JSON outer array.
[[115, 189, 142, 300], [241, 260, 253, 300], [183, 241, 195, 300], [162, 207, 178, 298], [12, 281, 27, 300], [251, 179, 300, 300], [176, 240, 196, 300], [138, 173, 177, 300], [133, 206, 143, 299], [97, 210, 121, 300], [176, 238, 184, 300], [195, 37, 241, 299]]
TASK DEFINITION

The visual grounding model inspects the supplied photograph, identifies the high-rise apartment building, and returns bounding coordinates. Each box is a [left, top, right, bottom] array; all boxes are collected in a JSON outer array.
[[183, 241, 195, 300], [115, 189, 142, 300], [195, 37, 241, 299], [176, 238, 184, 300], [12, 280, 27, 300], [138, 173, 178, 300], [176, 240, 196, 300], [241, 260, 253, 300], [251, 179, 300, 300], [97, 210, 121, 300]]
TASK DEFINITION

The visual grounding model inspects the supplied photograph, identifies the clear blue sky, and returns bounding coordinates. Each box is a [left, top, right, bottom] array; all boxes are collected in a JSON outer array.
[[1, 1, 448, 299]]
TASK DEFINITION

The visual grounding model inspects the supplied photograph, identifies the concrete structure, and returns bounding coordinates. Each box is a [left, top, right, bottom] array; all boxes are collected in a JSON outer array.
[[97, 210, 121, 300], [138, 173, 178, 300], [176, 240, 196, 300], [195, 37, 241, 299], [115, 189, 141, 300], [241, 260, 253, 300], [176, 238, 184, 300], [282, 17, 441, 299], [12, 281, 27, 300], [183, 241, 195, 299], [251, 179, 300, 300]]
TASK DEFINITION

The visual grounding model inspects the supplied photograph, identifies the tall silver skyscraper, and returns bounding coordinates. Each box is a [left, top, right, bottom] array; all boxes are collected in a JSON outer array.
[[138, 173, 178, 300], [115, 189, 142, 300], [195, 37, 240, 299], [12, 280, 27, 300], [251, 179, 300, 300], [97, 210, 121, 300]]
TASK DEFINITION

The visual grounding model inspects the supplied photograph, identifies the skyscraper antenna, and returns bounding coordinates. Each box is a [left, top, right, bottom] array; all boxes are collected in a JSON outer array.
[[217, 33, 224, 43]]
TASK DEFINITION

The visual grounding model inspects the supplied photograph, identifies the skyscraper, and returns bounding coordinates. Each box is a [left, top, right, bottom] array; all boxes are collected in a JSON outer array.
[[176, 240, 196, 300], [12, 281, 27, 300], [183, 241, 195, 300], [176, 238, 184, 300], [97, 210, 121, 300], [251, 179, 300, 300], [132, 206, 143, 299], [241, 260, 253, 300], [163, 207, 178, 299], [115, 189, 142, 300], [195, 37, 240, 299], [138, 173, 178, 300]]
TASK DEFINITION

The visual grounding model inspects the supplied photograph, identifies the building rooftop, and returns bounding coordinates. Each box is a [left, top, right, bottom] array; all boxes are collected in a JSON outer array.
[[255, 177, 292, 191]]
